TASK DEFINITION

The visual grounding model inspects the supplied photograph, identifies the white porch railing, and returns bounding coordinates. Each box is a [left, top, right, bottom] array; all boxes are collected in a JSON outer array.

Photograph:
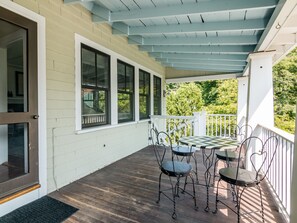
[[255, 124, 294, 221], [150, 113, 238, 144], [206, 114, 237, 136], [150, 115, 196, 145], [82, 113, 106, 126]]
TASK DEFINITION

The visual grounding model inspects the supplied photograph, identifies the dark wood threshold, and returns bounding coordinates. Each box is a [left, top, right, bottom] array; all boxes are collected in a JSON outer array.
[[0, 184, 41, 204]]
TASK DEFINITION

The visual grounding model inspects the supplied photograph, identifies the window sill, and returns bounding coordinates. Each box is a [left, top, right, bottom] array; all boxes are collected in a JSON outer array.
[[76, 119, 149, 134]]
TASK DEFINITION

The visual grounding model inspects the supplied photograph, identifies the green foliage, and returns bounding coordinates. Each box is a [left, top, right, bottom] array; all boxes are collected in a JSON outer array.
[[273, 47, 297, 133], [166, 82, 203, 116], [166, 79, 237, 116], [198, 81, 219, 105], [275, 115, 295, 134], [197, 79, 238, 114], [204, 104, 237, 115]]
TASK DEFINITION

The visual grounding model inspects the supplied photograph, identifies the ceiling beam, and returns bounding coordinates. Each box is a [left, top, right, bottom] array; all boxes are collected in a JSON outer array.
[[163, 62, 244, 70], [150, 52, 248, 61], [112, 19, 267, 35], [89, 0, 277, 23], [63, 0, 81, 4], [140, 45, 255, 54], [92, 4, 110, 22], [163, 64, 242, 73], [166, 73, 240, 83], [128, 35, 259, 45], [156, 58, 247, 66]]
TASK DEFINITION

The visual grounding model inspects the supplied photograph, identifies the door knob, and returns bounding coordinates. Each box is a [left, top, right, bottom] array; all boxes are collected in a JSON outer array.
[[33, 115, 39, 119]]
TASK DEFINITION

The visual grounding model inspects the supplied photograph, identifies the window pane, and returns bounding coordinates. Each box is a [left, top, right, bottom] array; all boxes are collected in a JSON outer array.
[[154, 76, 161, 115], [144, 72, 150, 95], [118, 93, 133, 122], [2, 27, 28, 113], [139, 71, 145, 94], [0, 123, 28, 183], [126, 67, 134, 92], [82, 88, 108, 127], [139, 70, 150, 120], [82, 48, 96, 86], [117, 62, 126, 91], [154, 98, 161, 115], [96, 54, 109, 88], [139, 95, 149, 119]]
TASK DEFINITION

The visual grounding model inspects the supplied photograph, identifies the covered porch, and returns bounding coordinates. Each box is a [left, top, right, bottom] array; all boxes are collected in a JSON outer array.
[[0, 0, 296, 222]]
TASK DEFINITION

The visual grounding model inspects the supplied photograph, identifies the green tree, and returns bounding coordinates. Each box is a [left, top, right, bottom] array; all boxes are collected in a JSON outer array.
[[199, 81, 219, 106], [200, 79, 238, 114], [166, 82, 203, 116], [273, 47, 297, 133]]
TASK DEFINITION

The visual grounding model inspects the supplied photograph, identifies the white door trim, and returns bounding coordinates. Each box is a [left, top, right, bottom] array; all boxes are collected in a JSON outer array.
[[0, 1, 47, 216]]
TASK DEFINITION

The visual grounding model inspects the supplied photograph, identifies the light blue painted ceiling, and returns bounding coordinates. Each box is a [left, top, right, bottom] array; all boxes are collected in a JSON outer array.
[[64, 0, 281, 76]]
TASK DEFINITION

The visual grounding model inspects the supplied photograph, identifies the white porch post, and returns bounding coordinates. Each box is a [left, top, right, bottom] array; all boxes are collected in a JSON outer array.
[[291, 105, 297, 222], [193, 111, 206, 136], [246, 51, 275, 170], [246, 51, 275, 130], [237, 76, 248, 127]]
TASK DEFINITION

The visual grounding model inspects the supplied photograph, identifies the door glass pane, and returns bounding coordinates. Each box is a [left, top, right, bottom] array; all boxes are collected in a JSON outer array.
[[0, 123, 28, 183], [0, 20, 27, 112]]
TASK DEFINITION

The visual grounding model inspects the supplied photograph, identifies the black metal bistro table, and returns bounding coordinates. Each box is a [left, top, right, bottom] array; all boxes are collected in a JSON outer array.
[[179, 135, 239, 212]]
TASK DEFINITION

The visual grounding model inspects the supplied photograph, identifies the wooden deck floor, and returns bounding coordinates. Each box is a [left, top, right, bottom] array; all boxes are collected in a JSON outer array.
[[50, 146, 286, 223]]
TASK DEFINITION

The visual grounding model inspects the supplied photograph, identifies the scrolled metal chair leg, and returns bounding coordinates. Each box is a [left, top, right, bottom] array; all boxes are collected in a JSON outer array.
[[212, 178, 221, 214], [258, 185, 265, 223], [213, 157, 219, 185], [156, 172, 162, 204]]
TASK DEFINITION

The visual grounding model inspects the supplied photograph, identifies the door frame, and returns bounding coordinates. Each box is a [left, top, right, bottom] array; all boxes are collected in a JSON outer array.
[[0, 1, 46, 216]]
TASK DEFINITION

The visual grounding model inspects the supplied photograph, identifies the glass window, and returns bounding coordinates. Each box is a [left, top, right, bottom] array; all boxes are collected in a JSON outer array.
[[154, 76, 162, 115], [117, 60, 135, 122], [81, 44, 110, 128], [139, 70, 150, 120]]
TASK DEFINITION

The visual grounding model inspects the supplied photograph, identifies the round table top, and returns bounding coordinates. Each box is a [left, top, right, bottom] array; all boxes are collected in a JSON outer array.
[[179, 135, 239, 150]]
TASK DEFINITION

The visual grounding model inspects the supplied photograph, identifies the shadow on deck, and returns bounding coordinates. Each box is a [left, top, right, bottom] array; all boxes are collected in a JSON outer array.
[[50, 146, 286, 223]]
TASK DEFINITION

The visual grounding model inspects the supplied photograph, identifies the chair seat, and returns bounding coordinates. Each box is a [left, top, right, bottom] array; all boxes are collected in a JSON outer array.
[[219, 167, 258, 187], [161, 161, 192, 177], [172, 145, 195, 156], [215, 150, 239, 161]]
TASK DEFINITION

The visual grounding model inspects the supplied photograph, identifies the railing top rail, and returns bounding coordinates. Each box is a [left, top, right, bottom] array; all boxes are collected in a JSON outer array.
[[150, 115, 196, 120], [207, 114, 237, 117], [258, 124, 294, 142], [82, 113, 105, 117]]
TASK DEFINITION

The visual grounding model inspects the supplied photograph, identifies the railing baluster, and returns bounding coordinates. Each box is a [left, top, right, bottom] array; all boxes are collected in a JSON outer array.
[[257, 125, 294, 222]]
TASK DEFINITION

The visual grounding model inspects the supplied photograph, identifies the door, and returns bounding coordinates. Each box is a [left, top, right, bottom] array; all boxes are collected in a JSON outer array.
[[0, 7, 38, 198]]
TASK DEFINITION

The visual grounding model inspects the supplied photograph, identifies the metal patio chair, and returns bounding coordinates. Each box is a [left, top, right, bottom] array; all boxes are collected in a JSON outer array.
[[171, 122, 199, 183], [213, 124, 253, 185], [151, 129, 198, 219], [213, 136, 279, 223]]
